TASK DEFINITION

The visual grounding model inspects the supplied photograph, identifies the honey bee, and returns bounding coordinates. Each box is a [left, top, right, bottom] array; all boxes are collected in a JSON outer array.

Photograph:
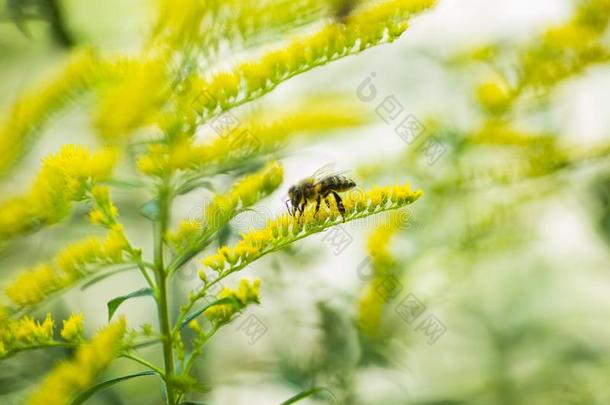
[[286, 166, 356, 222]]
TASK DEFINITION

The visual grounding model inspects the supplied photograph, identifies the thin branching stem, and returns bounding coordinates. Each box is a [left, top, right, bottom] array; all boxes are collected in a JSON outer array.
[[120, 353, 165, 376]]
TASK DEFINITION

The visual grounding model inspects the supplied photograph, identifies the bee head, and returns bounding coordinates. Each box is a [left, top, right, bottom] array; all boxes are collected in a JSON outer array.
[[287, 185, 301, 216]]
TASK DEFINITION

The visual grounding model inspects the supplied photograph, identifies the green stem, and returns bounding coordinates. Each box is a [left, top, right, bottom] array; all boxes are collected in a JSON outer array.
[[137, 260, 156, 289], [172, 270, 232, 335], [153, 182, 177, 405], [121, 353, 165, 376], [0, 341, 78, 360], [183, 324, 221, 374]]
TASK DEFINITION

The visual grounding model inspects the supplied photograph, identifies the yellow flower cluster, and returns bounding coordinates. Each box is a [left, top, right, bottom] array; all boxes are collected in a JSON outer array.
[[216, 0, 327, 47], [196, 98, 366, 172], [184, 0, 436, 119], [203, 184, 423, 272], [152, 0, 329, 53], [357, 280, 387, 339], [167, 162, 284, 253], [476, 78, 514, 115], [0, 313, 86, 358], [27, 317, 126, 405], [357, 214, 401, 337], [140, 97, 367, 177], [136, 143, 174, 177], [471, 0, 610, 118], [0, 145, 118, 244], [151, 0, 208, 47], [60, 313, 85, 342], [88, 185, 120, 227], [5, 225, 130, 307], [0, 50, 99, 177], [205, 162, 284, 228], [203, 278, 261, 323], [520, 0, 610, 88], [0, 314, 54, 356], [93, 57, 168, 141]]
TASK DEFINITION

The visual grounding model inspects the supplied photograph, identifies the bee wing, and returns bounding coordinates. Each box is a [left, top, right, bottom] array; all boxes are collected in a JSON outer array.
[[312, 163, 351, 184]]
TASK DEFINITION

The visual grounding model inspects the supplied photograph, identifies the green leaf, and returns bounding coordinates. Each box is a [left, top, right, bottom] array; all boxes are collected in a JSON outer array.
[[179, 402, 208, 405], [140, 199, 160, 221], [107, 288, 154, 321], [70, 371, 158, 405], [180, 297, 240, 330], [280, 387, 336, 405]]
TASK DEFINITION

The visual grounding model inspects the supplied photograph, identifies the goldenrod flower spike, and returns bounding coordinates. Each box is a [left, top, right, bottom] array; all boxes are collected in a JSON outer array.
[[203, 278, 261, 323], [0, 314, 54, 357], [0, 313, 86, 359], [151, 0, 208, 47], [152, 0, 331, 54], [467, 0, 610, 119], [60, 313, 85, 342], [89, 185, 120, 227], [163, 97, 370, 177], [0, 50, 100, 178], [357, 213, 402, 338], [0, 145, 118, 244], [138, 96, 369, 178], [183, 0, 436, 120], [167, 162, 284, 256], [27, 317, 126, 405], [93, 57, 169, 141], [5, 225, 130, 308], [519, 0, 610, 90], [202, 184, 423, 273]]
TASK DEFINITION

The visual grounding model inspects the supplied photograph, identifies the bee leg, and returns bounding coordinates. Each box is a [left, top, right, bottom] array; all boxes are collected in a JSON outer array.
[[314, 195, 321, 218], [298, 201, 306, 221], [323, 194, 332, 214], [285, 199, 293, 216], [323, 195, 332, 209], [331, 191, 346, 222]]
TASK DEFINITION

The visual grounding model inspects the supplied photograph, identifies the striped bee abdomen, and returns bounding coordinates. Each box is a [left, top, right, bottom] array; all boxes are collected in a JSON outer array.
[[318, 175, 356, 193]]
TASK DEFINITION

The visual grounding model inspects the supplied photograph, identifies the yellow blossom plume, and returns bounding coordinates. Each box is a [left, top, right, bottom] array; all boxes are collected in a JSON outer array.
[[182, 0, 436, 120], [88, 185, 120, 227], [167, 162, 284, 256], [5, 225, 130, 307], [201, 184, 423, 273], [519, 0, 610, 91], [0, 313, 54, 357], [93, 57, 169, 141], [465, 0, 610, 122], [60, 313, 85, 342], [203, 278, 261, 323], [192, 98, 367, 173], [475, 78, 514, 115], [0, 145, 118, 244], [151, 0, 208, 47], [152, 0, 332, 53], [27, 317, 126, 405], [0, 50, 100, 178], [357, 214, 402, 338], [138, 96, 368, 178], [0, 313, 89, 359]]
